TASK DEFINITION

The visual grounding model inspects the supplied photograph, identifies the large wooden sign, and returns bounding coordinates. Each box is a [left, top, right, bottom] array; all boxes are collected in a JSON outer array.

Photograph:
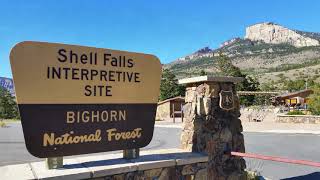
[[10, 41, 161, 158]]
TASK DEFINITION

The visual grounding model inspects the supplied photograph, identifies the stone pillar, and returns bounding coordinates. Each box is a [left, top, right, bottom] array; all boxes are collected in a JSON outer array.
[[179, 76, 246, 180]]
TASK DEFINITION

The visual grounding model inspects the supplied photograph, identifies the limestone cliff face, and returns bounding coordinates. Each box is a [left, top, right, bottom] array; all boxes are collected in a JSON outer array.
[[245, 22, 320, 47]]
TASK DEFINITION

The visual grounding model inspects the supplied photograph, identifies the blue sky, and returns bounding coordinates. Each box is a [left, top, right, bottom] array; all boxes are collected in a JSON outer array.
[[1, 0, 320, 78]]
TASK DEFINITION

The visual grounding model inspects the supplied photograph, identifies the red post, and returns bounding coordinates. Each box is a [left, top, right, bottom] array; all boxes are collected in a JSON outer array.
[[231, 151, 320, 167]]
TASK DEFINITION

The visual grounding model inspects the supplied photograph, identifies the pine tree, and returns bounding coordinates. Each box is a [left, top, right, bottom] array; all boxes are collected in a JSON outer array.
[[159, 69, 185, 101], [0, 87, 19, 119], [200, 70, 207, 76], [309, 85, 320, 115], [216, 52, 242, 77], [216, 52, 260, 106]]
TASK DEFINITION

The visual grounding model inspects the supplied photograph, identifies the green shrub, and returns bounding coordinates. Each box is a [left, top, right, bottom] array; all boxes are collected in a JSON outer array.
[[159, 69, 185, 101], [246, 170, 260, 180], [0, 121, 6, 128], [287, 110, 305, 115], [309, 86, 320, 115], [0, 87, 20, 119]]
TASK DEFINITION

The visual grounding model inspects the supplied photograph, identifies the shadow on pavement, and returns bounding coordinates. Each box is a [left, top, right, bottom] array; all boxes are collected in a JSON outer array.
[[282, 172, 320, 180]]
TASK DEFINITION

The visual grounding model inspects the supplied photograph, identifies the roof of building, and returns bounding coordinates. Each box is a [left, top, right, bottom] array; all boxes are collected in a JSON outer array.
[[158, 96, 185, 105], [237, 91, 280, 96], [178, 76, 244, 85], [275, 89, 314, 100]]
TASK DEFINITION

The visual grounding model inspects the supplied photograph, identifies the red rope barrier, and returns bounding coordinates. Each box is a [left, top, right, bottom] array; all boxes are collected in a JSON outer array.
[[231, 151, 320, 168]]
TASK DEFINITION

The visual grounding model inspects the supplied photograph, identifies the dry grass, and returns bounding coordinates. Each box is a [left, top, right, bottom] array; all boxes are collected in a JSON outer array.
[[0, 119, 20, 123], [258, 64, 320, 84], [246, 171, 260, 180]]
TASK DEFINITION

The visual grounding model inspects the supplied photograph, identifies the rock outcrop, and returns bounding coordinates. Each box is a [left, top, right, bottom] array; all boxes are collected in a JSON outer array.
[[177, 46, 214, 61], [245, 22, 320, 47], [0, 77, 15, 96], [220, 38, 241, 48]]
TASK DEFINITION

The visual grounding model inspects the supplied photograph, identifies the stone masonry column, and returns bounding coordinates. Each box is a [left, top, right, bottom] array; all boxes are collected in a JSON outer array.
[[179, 76, 246, 180]]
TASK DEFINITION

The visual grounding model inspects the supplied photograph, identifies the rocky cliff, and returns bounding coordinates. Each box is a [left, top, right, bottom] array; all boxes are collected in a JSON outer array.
[[0, 77, 15, 96], [176, 46, 214, 61], [245, 22, 320, 47]]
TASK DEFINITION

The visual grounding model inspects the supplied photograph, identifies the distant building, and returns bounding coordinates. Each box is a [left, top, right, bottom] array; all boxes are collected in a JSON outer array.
[[0, 77, 15, 96], [156, 96, 185, 121], [273, 89, 313, 108]]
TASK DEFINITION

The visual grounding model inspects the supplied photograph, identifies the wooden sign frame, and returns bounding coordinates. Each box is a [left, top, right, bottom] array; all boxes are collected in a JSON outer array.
[[10, 41, 161, 158]]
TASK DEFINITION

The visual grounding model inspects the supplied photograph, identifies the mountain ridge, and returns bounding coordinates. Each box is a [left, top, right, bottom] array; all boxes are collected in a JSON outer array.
[[165, 22, 320, 84], [168, 22, 320, 65]]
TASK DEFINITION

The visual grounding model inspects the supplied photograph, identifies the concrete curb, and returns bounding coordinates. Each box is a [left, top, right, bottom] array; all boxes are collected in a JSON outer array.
[[155, 124, 320, 134]]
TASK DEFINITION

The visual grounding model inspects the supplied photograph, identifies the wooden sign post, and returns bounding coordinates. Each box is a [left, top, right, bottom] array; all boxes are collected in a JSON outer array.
[[10, 41, 161, 167], [46, 157, 63, 169], [123, 149, 140, 159]]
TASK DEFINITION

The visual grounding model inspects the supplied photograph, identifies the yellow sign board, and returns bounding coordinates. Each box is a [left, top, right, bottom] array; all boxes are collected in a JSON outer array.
[[10, 41, 161, 104]]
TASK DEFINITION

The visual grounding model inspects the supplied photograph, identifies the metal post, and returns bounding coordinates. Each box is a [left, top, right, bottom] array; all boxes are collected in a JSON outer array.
[[123, 149, 140, 159], [181, 103, 184, 122], [46, 157, 63, 169], [172, 103, 175, 123]]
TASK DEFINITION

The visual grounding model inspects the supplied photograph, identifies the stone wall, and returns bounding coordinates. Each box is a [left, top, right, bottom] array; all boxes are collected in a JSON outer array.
[[156, 102, 170, 120], [180, 77, 246, 180], [0, 149, 210, 180], [97, 161, 208, 180], [276, 115, 320, 124]]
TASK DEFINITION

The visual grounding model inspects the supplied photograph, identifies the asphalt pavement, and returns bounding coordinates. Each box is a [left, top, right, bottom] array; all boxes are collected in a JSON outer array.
[[1, 122, 320, 179]]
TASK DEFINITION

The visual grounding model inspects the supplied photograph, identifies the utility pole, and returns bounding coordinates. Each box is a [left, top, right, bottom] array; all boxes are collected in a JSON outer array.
[[305, 74, 310, 90], [306, 80, 308, 90]]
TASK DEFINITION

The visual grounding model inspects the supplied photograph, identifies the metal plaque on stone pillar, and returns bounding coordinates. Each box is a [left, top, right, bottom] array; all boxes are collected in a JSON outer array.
[[219, 90, 234, 111]]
